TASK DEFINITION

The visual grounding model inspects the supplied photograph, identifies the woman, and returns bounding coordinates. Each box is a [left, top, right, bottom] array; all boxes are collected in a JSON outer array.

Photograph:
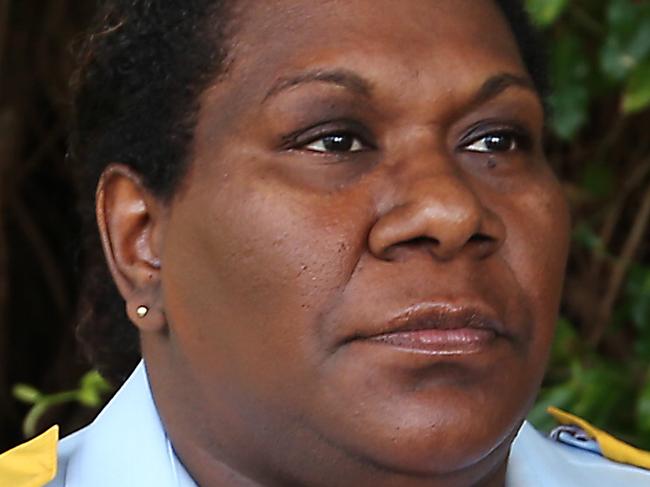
[[2, 0, 649, 485]]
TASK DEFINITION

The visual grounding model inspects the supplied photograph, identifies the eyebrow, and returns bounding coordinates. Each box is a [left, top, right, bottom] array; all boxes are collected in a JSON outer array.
[[263, 69, 536, 107], [263, 68, 373, 102], [470, 73, 537, 107]]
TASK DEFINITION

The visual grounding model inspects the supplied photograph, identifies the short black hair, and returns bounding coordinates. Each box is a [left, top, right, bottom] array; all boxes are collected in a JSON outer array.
[[71, 0, 548, 384]]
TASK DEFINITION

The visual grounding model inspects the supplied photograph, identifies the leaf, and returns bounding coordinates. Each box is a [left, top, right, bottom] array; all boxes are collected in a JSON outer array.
[[601, 37, 633, 81], [22, 402, 51, 439], [607, 0, 650, 36], [80, 370, 110, 393], [77, 388, 103, 408], [19, 391, 78, 439], [548, 87, 590, 139], [548, 34, 591, 139], [607, 0, 638, 29], [13, 370, 112, 438], [623, 61, 650, 113], [78, 370, 111, 407], [12, 384, 41, 404], [600, 1, 650, 80], [525, 0, 569, 27], [552, 34, 591, 85]]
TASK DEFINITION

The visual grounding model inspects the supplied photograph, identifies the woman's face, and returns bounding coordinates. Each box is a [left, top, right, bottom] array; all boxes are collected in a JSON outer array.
[[137, 0, 570, 484]]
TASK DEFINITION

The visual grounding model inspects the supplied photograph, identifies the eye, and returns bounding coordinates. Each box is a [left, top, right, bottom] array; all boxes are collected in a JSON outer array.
[[463, 132, 524, 153], [303, 133, 366, 153]]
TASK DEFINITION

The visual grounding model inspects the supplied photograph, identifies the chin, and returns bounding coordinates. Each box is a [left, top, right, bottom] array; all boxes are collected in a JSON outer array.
[[314, 372, 535, 477], [374, 418, 517, 476]]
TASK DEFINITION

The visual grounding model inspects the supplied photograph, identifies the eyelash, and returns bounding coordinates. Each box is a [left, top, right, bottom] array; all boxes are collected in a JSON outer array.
[[303, 132, 369, 153], [285, 122, 532, 156], [459, 126, 533, 154], [283, 121, 374, 155]]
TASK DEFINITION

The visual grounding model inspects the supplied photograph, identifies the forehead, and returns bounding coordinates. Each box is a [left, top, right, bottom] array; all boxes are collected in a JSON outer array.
[[224, 0, 525, 90]]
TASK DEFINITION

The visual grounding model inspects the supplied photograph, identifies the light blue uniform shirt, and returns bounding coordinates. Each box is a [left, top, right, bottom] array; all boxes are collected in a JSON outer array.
[[47, 362, 650, 486]]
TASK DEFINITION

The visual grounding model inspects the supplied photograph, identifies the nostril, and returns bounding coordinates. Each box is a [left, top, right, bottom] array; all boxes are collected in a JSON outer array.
[[403, 236, 443, 256], [406, 236, 440, 248], [378, 236, 440, 261], [468, 232, 499, 259], [468, 233, 494, 244], [400, 234, 494, 257]]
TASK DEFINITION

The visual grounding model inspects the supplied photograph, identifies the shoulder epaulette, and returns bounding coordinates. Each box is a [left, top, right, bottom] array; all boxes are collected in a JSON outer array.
[[548, 406, 650, 470], [0, 426, 58, 487]]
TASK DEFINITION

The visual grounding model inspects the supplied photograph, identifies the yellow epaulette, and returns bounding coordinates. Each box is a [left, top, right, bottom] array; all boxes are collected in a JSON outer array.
[[0, 426, 58, 487], [548, 407, 650, 470]]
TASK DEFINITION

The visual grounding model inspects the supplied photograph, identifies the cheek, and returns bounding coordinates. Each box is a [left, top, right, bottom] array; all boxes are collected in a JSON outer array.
[[503, 178, 570, 354], [160, 174, 371, 394]]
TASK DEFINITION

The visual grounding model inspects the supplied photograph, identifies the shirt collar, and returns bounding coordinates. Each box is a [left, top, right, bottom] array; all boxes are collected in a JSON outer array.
[[57, 360, 196, 487]]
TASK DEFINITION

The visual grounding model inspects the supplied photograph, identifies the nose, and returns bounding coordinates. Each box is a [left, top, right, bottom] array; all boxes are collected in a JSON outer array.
[[368, 171, 505, 262]]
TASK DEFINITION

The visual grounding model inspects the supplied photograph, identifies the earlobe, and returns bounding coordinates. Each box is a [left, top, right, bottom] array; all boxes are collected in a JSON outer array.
[[96, 164, 167, 333], [126, 300, 166, 333]]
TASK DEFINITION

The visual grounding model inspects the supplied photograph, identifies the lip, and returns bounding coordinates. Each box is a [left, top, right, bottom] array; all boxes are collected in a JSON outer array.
[[351, 302, 508, 355]]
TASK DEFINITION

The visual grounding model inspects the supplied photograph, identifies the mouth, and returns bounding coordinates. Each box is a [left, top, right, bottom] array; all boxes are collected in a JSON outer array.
[[350, 303, 509, 356]]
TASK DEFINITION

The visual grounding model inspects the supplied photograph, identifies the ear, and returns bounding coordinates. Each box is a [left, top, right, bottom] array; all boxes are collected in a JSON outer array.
[[96, 164, 167, 333]]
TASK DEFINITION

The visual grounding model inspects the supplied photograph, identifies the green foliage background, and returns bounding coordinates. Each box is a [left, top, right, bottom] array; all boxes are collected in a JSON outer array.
[[0, 0, 649, 452], [524, 0, 650, 448]]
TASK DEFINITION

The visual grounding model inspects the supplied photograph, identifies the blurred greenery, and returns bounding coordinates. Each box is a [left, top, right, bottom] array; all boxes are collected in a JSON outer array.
[[525, 0, 650, 449], [12, 371, 110, 438]]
